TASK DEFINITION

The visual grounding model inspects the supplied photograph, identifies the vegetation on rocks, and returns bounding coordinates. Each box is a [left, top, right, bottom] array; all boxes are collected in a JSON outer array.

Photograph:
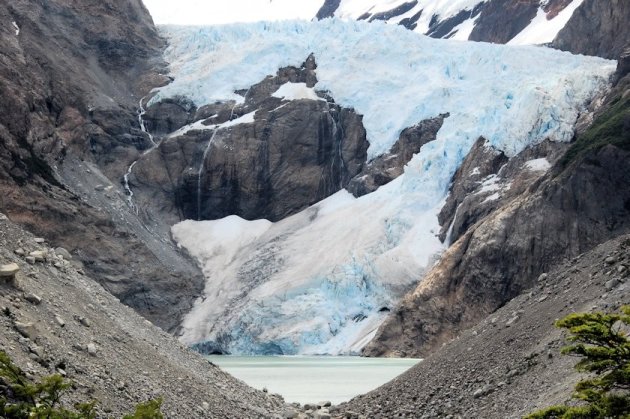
[[526, 306, 630, 418], [562, 93, 630, 166], [0, 350, 163, 419]]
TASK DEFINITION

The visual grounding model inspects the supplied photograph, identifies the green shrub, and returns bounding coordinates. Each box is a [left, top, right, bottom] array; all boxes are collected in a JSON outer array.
[[0, 350, 163, 418], [122, 398, 164, 419], [562, 94, 630, 166], [525, 306, 630, 418]]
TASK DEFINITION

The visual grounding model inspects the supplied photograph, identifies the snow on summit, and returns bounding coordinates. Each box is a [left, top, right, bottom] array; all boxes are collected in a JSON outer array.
[[160, 19, 614, 355]]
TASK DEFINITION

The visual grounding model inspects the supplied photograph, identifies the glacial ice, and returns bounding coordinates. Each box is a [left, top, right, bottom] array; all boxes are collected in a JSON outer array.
[[154, 19, 614, 158], [161, 19, 615, 355]]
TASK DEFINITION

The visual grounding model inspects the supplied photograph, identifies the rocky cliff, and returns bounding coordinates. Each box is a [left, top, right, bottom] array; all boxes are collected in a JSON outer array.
[[130, 56, 369, 224], [0, 0, 204, 332], [552, 0, 630, 59]]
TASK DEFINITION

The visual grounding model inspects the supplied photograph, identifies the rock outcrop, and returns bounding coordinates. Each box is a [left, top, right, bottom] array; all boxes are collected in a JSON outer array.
[[552, 0, 630, 59], [347, 114, 447, 197], [468, 0, 539, 44], [315, 0, 630, 59], [316, 0, 341, 20], [131, 56, 369, 223]]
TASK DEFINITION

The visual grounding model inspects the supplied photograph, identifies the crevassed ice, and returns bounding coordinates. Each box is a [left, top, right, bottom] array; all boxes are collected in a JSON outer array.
[[162, 19, 615, 355], [154, 19, 613, 158]]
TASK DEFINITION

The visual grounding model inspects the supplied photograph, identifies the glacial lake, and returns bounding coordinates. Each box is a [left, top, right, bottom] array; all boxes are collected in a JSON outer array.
[[206, 356, 421, 404]]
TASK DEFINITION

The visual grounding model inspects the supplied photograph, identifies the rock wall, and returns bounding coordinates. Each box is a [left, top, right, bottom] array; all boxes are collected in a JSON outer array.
[[132, 57, 369, 223], [552, 0, 630, 59]]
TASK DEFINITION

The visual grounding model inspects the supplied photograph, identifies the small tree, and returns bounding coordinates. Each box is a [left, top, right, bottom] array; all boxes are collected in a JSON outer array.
[[525, 306, 630, 418], [122, 398, 164, 419], [0, 350, 163, 418]]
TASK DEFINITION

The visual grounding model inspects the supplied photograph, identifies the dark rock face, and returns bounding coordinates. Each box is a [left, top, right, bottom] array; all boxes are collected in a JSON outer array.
[[365, 144, 630, 358], [0, 0, 206, 332], [426, 3, 485, 39], [364, 74, 630, 357], [316, 0, 341, 20], [369, 1, 418, 22], [469, 0, 539, 44], [618, 48, 630, 80], [132, 56, 369, 223], [399, 10, 423, 30], [437, 137, 508, 242], [552, 0, 630, 59], [189, 100, 366, 222], [143, 96, 197, 136], [438, 139, 570, 245], [347, 114, 447, 197]]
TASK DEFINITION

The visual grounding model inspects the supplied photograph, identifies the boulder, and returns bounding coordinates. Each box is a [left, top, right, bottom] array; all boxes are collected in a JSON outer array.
[[29, 251, 46, 262], [0, 263, 20, 282], [14, 322, 37, 339], [24, 293, 42, 305], [54, 247, 73, 260], [87, 343, 97, 356]]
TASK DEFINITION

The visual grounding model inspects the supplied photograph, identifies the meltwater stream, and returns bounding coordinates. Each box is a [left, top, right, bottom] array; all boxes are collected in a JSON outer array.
[[123, 97, 160, 212], [207, 356, 420, 404]]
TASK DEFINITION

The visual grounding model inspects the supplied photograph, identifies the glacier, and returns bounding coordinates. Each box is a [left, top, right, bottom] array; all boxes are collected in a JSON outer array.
[[158, 19, 615, 355]]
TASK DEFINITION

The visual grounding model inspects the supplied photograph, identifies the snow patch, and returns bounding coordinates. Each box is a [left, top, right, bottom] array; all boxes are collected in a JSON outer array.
[[12, 21, 19, 36], [483, 192, 501, 203], [477, 175, 501, 194], [335, 0, 484, 36], [173, 216, 272, 272], [222, 110, 257, 128], [448, 14, 479, 41], [524, 158, 551, 172], [508, 0, 585, 46], [272, 82, 323, 101], [169, 111, 256, 138], [170, 119, 214, 138]]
